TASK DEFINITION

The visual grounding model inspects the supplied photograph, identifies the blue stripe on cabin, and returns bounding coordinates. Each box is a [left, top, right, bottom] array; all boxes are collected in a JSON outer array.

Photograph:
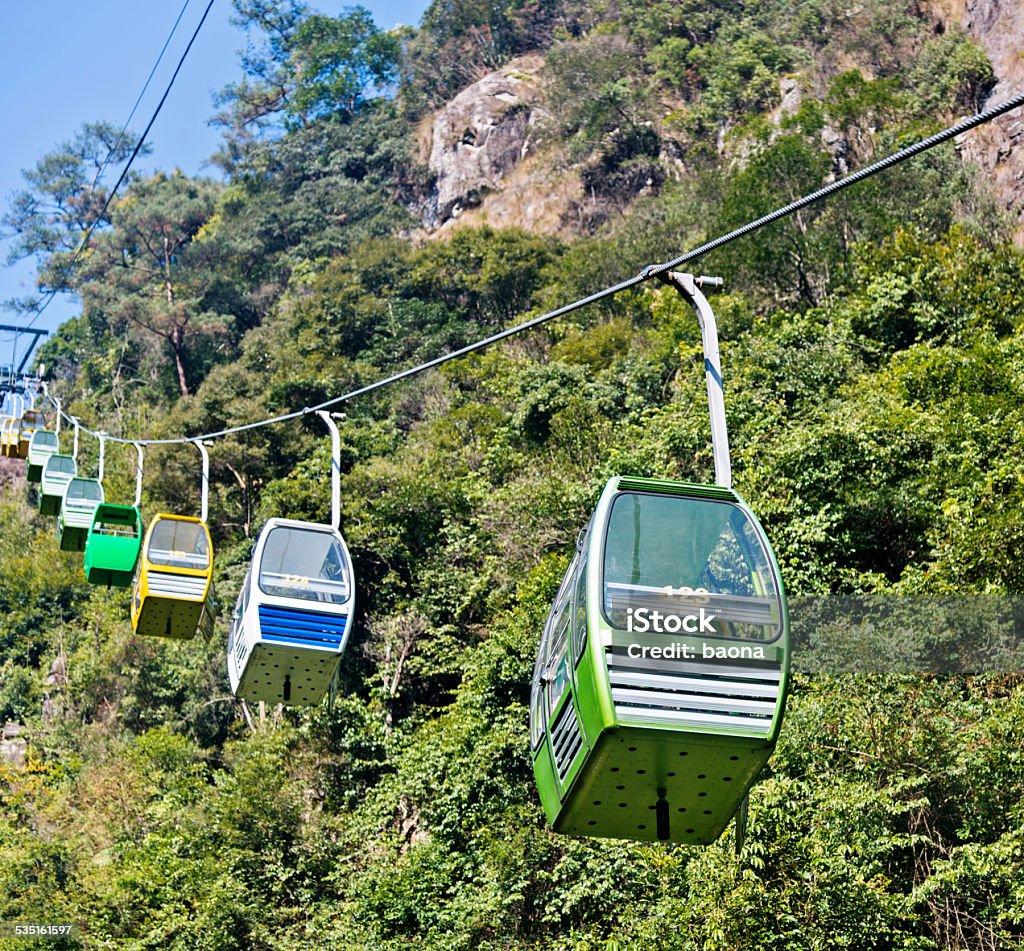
[[257, 605, 349, 650]]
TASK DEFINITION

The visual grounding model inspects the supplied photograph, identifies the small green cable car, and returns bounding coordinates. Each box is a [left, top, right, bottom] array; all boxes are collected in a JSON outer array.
[[530, 273, 790, 846], [84, 504, 143, 587], [38, 454, 77, 516], [59, 478, 105, 552], [26, 430, 60, 483]]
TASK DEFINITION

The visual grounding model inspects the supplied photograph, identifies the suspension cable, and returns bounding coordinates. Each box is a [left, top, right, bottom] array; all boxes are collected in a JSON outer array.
[[44, 89, 1024, 446], [22, 0, 216, 331]]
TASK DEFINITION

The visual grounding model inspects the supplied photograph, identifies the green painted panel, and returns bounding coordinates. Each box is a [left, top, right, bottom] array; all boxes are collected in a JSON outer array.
[[84, 505, 142, 588]]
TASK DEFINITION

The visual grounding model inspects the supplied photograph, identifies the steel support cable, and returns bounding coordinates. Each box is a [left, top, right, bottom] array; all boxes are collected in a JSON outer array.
[[23, 0, 216, 330], [88, 0, 195, 196], [46, 89, 1024, 446]]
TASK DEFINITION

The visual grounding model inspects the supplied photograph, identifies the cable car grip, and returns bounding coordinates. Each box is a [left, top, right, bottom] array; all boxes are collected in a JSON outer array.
[[193, 440, 212, 523], [660, 271, 732, 489], [315, 410, 344, 531]]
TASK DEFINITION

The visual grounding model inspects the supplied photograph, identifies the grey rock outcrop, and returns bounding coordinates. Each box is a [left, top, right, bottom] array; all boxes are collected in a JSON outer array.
[[930, 0, 1024, 240], [42, 654, 68, 724], [425, 55, 551, 228]]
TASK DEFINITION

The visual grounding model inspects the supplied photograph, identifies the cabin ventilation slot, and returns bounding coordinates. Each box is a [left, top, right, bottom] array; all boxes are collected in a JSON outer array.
[[550, 699, 582, 779], [258, 604, 349, 650], [607, 649, 778, 734], [147, 572, 208, 599]]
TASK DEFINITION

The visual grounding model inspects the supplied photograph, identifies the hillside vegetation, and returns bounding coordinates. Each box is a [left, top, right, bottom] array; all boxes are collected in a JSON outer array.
[[1, 0, 1023, 948]]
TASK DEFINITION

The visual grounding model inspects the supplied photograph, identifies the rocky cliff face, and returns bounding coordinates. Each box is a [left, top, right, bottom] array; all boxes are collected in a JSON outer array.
[[926, 0, 1024, 240], [420, 2, 1024, 242], [422, 55, 568, 233]]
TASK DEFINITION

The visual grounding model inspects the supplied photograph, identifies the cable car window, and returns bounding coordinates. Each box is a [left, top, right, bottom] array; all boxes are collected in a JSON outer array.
[[571, 557, 588, 665], [602, 492, 781, 642], [529, 647, 546, 748], [66, 481, 103, 502], [544, 555, 576, 717], [46, 456, 76, 475], [258, 526, 351, 604], [530, 609, 555, 749], [33, 432, 58, 449], [148, 520, 211, 570], [92, 512, 140, 537]]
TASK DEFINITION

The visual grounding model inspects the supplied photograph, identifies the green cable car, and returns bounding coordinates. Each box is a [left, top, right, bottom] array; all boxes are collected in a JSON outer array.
[[530, 476, 788, 845], [530, 274, 790, 846], [38, 454, 77, 516], [59, 478, 105, 552], [26, 430, 60, 483], [84, 504, 143, 587]]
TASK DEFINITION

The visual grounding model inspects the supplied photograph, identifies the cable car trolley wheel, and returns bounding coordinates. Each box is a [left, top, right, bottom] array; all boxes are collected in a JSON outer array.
[[132, 515, 217, 640], [227, 517, 355, 707], [530, 476, 790, 846]]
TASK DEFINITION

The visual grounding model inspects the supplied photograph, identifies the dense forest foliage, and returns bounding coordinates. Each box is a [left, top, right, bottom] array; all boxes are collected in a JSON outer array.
[[2, 0, 1023, 947]]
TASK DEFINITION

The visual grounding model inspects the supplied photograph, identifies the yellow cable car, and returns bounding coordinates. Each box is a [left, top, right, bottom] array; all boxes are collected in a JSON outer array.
[[0, 416, 17, 457], [16, 410, 45, 459], [131, 515, 217, 639]]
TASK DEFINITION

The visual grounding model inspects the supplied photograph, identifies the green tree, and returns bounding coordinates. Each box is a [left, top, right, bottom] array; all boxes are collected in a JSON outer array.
[[1, 121, 145, 297], [287, 8, 402, 123], [77, 172, 225, 398]]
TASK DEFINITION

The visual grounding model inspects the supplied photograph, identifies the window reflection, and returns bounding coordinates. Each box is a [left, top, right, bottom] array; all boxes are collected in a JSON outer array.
[[602, 492, 781, 642], [258, 526, 351, 604]]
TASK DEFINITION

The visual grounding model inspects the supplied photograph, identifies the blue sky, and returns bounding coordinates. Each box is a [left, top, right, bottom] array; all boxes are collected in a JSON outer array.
[[0, 0, 428, 364]]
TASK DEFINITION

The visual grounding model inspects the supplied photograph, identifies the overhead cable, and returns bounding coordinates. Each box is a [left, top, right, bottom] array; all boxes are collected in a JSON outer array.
[[47, 88, 1024, 446], [23, 0, 216, 331]]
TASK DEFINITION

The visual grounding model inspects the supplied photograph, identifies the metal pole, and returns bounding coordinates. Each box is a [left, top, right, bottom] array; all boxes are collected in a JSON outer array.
[[54, 398, 62, 437], [133, 443, 145, 508], [97, 432, 107, 482], [72, 418, 80, 462], [316, 410, 343, 530], [195, 440, 211, 523], [663, 272, 732, 488]]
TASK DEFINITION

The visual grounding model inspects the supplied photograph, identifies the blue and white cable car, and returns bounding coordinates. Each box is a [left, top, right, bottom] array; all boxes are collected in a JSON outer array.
[[227, 412, 355, 706]]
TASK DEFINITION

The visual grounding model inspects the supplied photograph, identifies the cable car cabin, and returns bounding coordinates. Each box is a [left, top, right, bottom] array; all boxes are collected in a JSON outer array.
[[83, 504, 142, 587], [132, 515, 217, 640], [26, 430, 60, 483], [0, 417, 17, 457], [58, 478, 104, 552], [530, 476, 789, 846], [16, 410, 45, 459], [227, 518, 354, 706], [38, 454, 77, 516]]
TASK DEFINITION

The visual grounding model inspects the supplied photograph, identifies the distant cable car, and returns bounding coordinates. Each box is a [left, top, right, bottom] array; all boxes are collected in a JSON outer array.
[[16, 410, 45, 459], [228, 412, 355, 706], [39, 454, 77, 516], [133, 516, 216, 639], [84, 504, 143, 587], [131, 442, 218, 640], [82, 433, 142, 587], [26, 430, 60, 483], [58, 478, 105, 552], [0, 417, 18, 458], [530, 274, 790, 847]]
